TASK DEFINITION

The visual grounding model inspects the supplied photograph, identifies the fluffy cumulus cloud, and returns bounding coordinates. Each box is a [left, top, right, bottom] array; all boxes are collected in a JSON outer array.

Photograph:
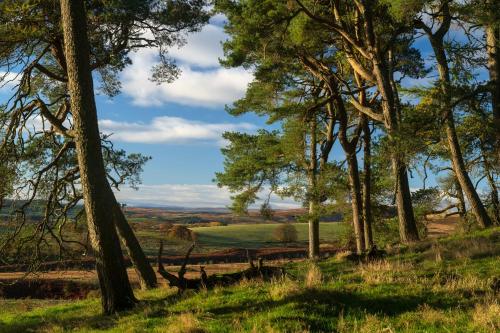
[[121, 21, 253, 108], [99, 116, 256, 144], [113, 184, 301, 209]]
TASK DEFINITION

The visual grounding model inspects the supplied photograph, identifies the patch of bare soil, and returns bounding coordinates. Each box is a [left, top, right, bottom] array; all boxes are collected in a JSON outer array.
[[0, 279, 96, 300], [0, 246, 340, 273], [426, 215, 459, 238], [0, 259, 302, 299]]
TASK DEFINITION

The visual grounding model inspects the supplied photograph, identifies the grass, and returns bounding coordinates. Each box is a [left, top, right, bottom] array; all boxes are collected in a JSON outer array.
[[136, 222, 346, 255], [0, 227, 498, 332], [191, 223, 345, 250]]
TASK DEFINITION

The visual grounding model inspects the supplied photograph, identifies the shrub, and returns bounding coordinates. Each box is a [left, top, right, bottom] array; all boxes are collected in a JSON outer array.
[[167, 225, 197, 242], [272, 223, 298, 244], [158, 222, 174, 232], [208, 221, 226, 227]]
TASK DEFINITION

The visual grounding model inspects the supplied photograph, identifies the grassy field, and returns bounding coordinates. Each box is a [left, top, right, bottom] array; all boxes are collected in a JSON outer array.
[[0, 227, 498, 332], [136, 222, 346, 255], [192, 223, 345, 250]]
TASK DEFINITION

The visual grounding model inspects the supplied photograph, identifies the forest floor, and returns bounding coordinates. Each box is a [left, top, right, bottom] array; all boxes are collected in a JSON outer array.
[[0, 226, 498, 333]]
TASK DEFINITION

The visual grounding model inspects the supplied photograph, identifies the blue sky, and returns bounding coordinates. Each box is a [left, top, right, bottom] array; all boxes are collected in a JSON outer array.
[[99, 16, 438, 208], [1, 15, 487, 208]]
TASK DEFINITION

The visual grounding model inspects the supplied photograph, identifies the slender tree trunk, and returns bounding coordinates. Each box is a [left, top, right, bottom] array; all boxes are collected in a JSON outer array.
[[346, 152, 365, 254], [372, 63, 420, 242], [113, 204, 157, 289], [308, 199, 320, 259], [362, 119, 374, 250], [443, 117, 492, 227], [453, 174, 467, 219], [428, 33, 493, 228], [60, 0, 135, 314], [308, 118, 320, 258], [480, 142, 500, 225], [486, 17, 500, 158]]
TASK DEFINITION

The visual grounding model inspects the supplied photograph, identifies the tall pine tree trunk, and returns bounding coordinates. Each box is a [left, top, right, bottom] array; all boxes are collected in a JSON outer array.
[[428, 34, 493, 228], [308, 118, 320, 258], [486, 12, 500, 158], [362, 119, 374, 250], [372, 63, 420, 242], [346, 152, 365, 254], [60, 0, 135, 314], [113, 204, 157, 289]]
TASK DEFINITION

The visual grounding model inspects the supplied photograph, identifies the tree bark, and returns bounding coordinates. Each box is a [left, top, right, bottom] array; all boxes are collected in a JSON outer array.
[[362, 119, 374, 250], [359, 2, 420, 243], [60, 0, 135, 314], [333, 92, 365, 254], [453, 173, 467, 219], [346, 152, 365, 253], [486, 16, 500, 159], [113, 204, 158, 289], [480, 142, 500, 225], [308, 118, 320, 258]]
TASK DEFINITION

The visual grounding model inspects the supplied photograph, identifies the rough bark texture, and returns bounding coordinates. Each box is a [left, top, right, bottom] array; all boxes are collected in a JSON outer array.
[[362, 119, 374, 250], [113, 204, 158, 289], [60, 0, 135, 314]]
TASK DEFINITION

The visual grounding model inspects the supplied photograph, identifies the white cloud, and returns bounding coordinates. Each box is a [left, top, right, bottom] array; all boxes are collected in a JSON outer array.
[[0, 71, 20, 95], [168, 24, 226, 68], [121, 22, 253, 108], [113, 184, 301, 209], [99, 116, 255, 144]]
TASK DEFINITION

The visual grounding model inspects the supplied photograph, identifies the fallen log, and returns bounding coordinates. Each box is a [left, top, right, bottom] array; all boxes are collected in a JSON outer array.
[[157, 241, 285, 293]]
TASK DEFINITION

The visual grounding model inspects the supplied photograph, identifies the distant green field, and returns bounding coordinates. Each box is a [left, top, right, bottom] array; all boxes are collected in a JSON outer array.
[[135, 222, 346, 255], [191, 222, 346, 250]]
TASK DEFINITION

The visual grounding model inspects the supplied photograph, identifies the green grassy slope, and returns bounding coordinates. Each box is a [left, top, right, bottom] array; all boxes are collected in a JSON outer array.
[[136, 222, 346, 255], [0, 227, 499, 333]]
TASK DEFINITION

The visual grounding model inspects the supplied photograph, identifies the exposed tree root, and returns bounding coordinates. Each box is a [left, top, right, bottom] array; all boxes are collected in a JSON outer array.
[[157, 241, 285, 293]]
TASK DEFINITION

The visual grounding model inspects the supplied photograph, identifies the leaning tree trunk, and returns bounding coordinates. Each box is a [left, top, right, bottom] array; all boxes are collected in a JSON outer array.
[[453, 174, 467, 220], [428, 34, 493, 228], [60, 0, 135, 314], [480, 142, 500, 225], [362, 119, 374, 250], [113, 204, 158, 289]]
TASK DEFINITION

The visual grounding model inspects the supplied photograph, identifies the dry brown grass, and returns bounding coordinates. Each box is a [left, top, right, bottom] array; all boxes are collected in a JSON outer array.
[[357, 260, 414, 284], [269, 277, 300, 301], [472, 299, 500, 332], [164, 312, 207, 333], [304, 263, 323, 288]]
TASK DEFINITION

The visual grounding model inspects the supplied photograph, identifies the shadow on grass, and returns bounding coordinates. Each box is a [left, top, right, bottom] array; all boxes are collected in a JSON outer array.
[[0, 293, 181, 333], [200, 288, 466, 332]]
